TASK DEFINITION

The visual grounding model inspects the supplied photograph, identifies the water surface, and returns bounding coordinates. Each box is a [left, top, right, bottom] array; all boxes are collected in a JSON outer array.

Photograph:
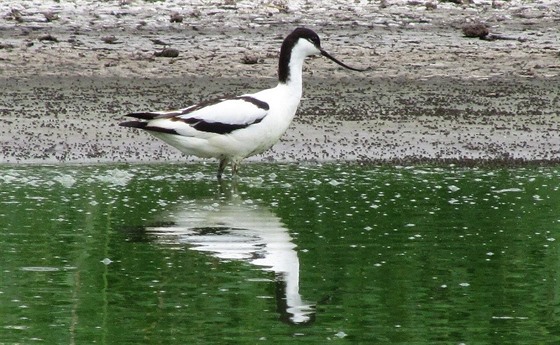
[[1, 163, 559, 344]]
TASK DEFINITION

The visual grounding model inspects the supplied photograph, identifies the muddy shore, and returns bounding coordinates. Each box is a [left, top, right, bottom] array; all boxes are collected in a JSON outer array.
[[1, 0, 559, 165]]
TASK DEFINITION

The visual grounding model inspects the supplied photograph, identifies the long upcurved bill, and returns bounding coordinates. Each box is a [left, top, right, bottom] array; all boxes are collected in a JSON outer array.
[[321, 49, 368, 71]]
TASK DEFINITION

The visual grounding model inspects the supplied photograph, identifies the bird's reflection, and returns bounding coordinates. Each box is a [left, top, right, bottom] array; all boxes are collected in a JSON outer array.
[[144, 194, 315, 325]]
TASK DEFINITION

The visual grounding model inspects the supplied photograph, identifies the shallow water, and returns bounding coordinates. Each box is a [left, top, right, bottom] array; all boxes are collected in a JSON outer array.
[[1, 163, 559, 344]]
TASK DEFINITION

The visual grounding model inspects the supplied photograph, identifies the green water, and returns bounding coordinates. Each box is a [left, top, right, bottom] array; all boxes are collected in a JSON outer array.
[[1, 163, 559, 344]]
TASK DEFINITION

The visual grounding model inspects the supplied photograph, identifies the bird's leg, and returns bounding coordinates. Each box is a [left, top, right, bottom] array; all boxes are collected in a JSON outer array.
[[217, 158, 228, 180], [231, 162, 239, 178]]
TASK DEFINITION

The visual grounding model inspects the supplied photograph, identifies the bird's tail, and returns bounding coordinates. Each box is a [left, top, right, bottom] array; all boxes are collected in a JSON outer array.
[[119, 120, 148, 129], [120, 112, 160, 128], [120, 111, 180, 132], [125, 112, 161, 120]]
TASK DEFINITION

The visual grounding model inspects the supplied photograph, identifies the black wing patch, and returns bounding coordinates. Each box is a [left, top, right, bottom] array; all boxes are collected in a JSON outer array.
[[235, 96, 269, 111], [176, 116, 264, 135]]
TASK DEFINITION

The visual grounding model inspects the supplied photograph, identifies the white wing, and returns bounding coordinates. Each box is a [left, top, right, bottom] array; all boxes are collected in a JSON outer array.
[[124, 95, 270, 136], [177, 95, 269, 126]]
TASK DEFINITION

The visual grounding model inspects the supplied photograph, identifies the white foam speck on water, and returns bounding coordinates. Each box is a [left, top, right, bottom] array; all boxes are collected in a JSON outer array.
[[0, 173, 19, 184], [20, 266, 60, 272], [328, 179, 342, 186], [95, 169, 134, 186], [3, 325, 29, 330], [0, 171, 40, 187], [448, 185, 460, 192], [245, 176, 264, 185], [492, 316, 529, 320], [493, 188, 524, 193], [54, 174, 76, 188], [334, 331, 347, 339], [192, 172, 205, 180]]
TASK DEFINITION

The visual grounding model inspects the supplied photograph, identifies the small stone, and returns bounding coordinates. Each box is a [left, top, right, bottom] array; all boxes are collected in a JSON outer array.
[[154, 47, 179, 58], [151, 38, 169, 46], [241, 54, 259, 65], [43, 11, 58, 22], [425, 2, 437, 10], [38, 34, 58, 42], [170, 12, 183, 23], [462, 22, 489, 38], [102, 35, 118, 44]]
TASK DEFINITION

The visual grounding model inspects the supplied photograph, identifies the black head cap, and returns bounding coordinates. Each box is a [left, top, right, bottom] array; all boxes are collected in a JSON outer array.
[[278, 27, 320, 83], [289, 27, 320, 48]]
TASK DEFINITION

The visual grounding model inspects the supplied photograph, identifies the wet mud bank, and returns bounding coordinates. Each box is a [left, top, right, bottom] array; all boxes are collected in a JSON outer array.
[[1, 75, 558, 165]]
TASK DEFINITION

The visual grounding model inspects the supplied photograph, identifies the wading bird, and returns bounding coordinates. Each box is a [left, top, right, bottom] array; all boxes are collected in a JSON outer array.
[[120, 28, 365, 179]]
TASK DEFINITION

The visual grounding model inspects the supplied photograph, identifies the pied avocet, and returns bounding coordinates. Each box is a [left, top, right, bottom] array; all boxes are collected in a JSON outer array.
[[120, 27, 365, 179]]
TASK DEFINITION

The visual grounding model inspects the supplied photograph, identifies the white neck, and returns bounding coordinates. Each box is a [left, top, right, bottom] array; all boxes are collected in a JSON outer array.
[[278, 52, 307, 100]]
